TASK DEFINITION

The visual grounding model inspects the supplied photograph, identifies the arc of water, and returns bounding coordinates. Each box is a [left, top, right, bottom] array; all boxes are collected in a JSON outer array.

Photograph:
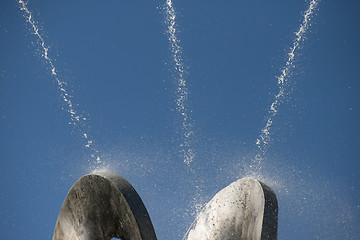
[[254, 0, 320, 166], [165, 0, 195, 166], [18, 0, 101, 166]]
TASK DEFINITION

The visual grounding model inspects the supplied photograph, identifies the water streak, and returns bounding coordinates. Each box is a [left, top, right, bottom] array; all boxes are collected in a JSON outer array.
[[165, 0, 195, 166], [18, 0, 101, 166], [255, 0, 320, 165]]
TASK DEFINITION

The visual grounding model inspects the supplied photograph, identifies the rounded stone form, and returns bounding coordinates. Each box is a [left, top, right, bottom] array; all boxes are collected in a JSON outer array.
[[183, 177, 278, 240], [53, 172, 157, 240]]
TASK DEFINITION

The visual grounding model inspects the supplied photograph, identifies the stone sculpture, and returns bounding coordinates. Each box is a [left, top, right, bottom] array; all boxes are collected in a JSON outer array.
[[53, 173, 277, 240]]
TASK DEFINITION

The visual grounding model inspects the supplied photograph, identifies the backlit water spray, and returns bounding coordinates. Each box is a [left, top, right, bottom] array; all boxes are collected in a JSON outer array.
[[18, 0, 102, 167], [165, 0, 195, 166], [254, 0, 320, 168]]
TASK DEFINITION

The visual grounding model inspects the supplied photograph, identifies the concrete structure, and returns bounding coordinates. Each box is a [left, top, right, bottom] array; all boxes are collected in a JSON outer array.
[[183, 178, 278, 240], [52, 172, 157, 240], [53, 174, 277, 240]]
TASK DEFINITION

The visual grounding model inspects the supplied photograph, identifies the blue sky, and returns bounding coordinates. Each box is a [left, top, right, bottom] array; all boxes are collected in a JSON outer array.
[[1, 0, 360, 239]]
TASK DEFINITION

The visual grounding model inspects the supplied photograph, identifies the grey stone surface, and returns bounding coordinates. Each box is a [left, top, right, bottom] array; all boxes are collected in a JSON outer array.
[[182, 177, 278, 240], [53, 172, 157, 240], [53, 173, 277, 240]]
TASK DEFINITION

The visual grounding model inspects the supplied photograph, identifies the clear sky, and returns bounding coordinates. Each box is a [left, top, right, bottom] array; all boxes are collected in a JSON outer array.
[[1, 0, 360, 239]]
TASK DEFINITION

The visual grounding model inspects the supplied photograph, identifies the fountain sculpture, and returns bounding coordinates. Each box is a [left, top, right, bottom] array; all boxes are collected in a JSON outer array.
[[53, 173, 277, 240]]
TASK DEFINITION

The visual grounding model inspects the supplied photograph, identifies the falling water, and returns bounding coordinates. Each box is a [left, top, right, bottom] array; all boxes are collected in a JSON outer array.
[[165, 0, 195, 166], [18, 0, 102, 167], [254, 0, 320, 166]]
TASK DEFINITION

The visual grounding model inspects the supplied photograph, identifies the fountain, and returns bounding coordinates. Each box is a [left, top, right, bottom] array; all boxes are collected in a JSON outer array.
[[14, 0, 328, 239]]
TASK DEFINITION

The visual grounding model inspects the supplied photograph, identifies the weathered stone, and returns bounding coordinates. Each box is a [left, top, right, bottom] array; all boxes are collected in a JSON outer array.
[[182, 178, 278, 240], [53, 173, 277, 240], [52, 172, 157, 240]]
